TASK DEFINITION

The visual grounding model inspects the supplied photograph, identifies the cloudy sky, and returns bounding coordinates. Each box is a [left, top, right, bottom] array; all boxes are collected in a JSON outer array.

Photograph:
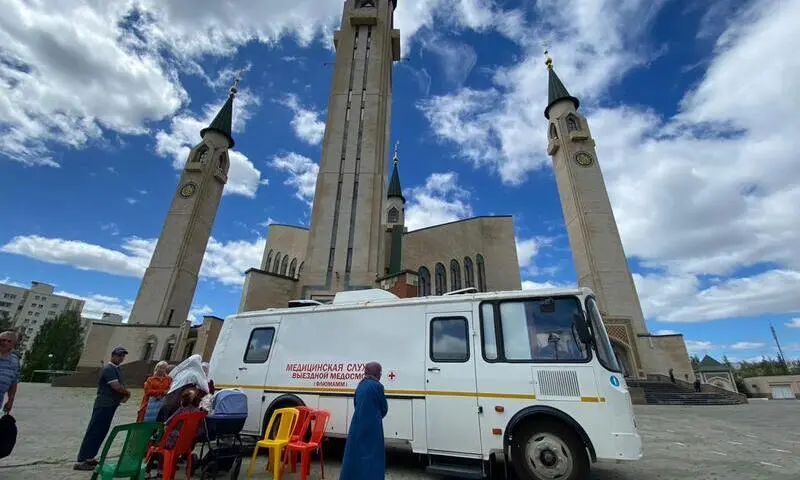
[[0, 0, 798, 362]]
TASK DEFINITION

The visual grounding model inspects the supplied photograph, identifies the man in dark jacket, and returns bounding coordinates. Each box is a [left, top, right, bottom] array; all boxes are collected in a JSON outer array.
[[74, 346, 131, 471]]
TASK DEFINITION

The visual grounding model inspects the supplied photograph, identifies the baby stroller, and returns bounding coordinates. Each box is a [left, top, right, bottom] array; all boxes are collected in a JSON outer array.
[[195, 389, 248, 479]]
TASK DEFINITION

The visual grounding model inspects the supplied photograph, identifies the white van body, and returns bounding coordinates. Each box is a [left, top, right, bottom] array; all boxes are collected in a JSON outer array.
[[209, 287, 642, 475]]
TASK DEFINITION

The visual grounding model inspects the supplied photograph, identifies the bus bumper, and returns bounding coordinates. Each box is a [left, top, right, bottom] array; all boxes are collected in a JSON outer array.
[[612, 432, 642, 461]]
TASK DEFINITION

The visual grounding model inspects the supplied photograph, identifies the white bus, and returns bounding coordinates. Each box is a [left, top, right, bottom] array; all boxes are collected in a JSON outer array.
[[209, 287, 642, 480]]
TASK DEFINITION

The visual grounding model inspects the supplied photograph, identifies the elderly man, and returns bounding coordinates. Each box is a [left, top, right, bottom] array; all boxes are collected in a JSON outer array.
[[0, 331, 20, 414], [74, 346, 131, 471]]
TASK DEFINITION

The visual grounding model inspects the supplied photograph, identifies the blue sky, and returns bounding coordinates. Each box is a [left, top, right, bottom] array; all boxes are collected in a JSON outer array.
[[1, 0, 798, 363]]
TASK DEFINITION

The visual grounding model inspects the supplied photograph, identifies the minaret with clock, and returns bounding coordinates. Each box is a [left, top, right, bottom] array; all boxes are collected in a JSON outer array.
[[544, 53, 653, 374], [128, 81, 237, 327]]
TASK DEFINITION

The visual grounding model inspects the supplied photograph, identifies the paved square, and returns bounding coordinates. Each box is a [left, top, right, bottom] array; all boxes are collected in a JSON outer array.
[[0, 384, 797, 479]]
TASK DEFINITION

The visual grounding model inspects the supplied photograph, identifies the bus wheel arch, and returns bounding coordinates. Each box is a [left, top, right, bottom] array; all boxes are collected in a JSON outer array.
[[504, 406, 595, 479], [261, 394, 305, 436]]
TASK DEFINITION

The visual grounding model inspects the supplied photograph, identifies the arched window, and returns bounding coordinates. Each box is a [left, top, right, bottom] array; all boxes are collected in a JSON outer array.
[[566, 114, 580, 132], [289, 258, 297, 277], [387, 207, 399, 224], [162, 336, 176, 361], [463, 256, 475, 288], [265, 250, 273, 271], [450, 259, 461, 291], [476, 254, 486, 292], [550, 123, 558, 139], [297, 261, 304, 279], [280, 256, 289, 276], [435, 263, 447, 295], [219, 151, 228, 171], [272, 253, 281, 273], [142, 336, 158, 361], [418, 266, 431, 297]]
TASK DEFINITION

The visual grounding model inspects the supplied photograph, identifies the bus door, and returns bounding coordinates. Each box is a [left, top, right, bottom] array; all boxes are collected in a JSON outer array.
[[424, 312, 483, 456], [235, 323, 279, 432]]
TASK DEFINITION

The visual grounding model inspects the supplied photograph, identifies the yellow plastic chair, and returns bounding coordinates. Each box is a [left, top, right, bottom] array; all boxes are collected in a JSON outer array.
[[247, 407, 300, 479]]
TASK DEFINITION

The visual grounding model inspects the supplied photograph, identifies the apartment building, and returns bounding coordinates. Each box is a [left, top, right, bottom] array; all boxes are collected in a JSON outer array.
[[0, 281, 86, 352]]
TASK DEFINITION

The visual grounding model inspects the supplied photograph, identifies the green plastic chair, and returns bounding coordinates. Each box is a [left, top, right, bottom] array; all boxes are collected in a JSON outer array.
[[91, 421, 164, 480]]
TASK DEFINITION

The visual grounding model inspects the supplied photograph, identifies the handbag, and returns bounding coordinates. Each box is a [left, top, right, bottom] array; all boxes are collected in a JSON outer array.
[[144, 397, 164, 423], [0, 413, 17, 459]]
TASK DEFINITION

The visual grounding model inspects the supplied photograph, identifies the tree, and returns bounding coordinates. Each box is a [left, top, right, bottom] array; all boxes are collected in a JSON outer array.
[[21, 310, 85, 382], [0, 310, 28, 358]]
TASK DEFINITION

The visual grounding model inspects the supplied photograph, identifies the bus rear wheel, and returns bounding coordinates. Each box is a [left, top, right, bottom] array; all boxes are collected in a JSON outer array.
[[510, 420, 589, 480]]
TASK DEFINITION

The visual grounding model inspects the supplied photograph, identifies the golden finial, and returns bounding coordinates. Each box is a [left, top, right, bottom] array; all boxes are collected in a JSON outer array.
[[542, 40, 553, 70], [393, 140, 400, 164]]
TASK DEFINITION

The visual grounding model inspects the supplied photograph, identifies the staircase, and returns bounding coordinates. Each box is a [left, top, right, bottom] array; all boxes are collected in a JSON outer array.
[[51, 360, 157, 388], [627, 378, 747, 406]]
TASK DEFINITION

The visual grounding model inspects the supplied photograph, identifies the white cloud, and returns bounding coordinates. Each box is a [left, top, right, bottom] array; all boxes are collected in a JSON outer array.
[[188, 305, 214, 324], [685, 340, 715, 354], [283, 95, 325, 145], [125, 197, 138, 205], [405, 172, 473, 231], [269, 153, 319, 206], [100, 223, 120, 236], [0, 277, 27, 289], [0, 1, 186, 166], [654, 329, 679, 336], [0, 234, 264, 287], [154, 89, 264, 198], [0, 0, 513, 166], [521, 279, 575, 291], [730, 342, 766, 350], [786, 319, 800, 328], [53, 288, 134, 321], [634, 270, 800, 323], [420, 0, 800, 325]]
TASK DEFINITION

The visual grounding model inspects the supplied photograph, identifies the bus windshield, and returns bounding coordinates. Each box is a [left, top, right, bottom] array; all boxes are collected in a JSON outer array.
[[585, 297, 622, 373]]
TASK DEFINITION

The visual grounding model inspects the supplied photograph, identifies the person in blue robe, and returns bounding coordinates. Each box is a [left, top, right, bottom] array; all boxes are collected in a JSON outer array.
[[339, 362, 388, 480]]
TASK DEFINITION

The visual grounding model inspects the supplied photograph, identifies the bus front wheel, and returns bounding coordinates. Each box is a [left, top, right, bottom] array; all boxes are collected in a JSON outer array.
[[510, 420, 590, 480]]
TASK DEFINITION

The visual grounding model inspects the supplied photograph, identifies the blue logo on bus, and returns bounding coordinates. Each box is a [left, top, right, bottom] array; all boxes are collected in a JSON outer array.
[[610, 376, 620, 387]]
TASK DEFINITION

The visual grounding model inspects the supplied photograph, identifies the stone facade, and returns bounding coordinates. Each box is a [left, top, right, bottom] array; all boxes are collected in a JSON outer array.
[[260, 225, 308, 277], [78, 315, 223, 368], [743, 375, 800, 399], [300, 0, 401, 300], [238, 269, 299, 312]]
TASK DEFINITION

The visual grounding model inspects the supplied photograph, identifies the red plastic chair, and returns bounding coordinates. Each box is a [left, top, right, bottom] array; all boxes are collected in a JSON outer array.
[[283, 410, 331, 480], [145, 410, 207, 480], [280, 406, 311, 467]]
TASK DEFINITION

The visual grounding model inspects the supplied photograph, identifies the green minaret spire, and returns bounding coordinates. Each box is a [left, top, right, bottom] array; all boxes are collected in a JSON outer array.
[[201, 78, 238, 148], [543, 53, 580, 119]]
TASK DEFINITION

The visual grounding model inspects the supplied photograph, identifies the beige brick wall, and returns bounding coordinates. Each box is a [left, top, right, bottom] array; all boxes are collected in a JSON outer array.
[[403, 216, 521, 293], [262, 225, 309, 277], [238, 269, 299, 312], [79, 322, 181, 368], [635, 334, 695, 382], [743, 375, 800, 398]]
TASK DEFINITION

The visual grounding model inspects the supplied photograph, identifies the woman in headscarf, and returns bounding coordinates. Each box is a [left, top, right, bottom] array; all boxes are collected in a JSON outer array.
[[137, 361, 171, 422], [156, 354, 210, 422], [339, 362, 388, 480], [201, 362, 215, 394]]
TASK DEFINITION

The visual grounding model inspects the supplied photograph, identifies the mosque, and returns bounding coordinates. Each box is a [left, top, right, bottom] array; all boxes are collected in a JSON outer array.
[[76, 0, 693, 382]]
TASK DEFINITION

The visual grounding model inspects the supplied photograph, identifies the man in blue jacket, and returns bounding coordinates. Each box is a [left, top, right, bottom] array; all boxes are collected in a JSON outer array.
[[340, 362, 388, 480]]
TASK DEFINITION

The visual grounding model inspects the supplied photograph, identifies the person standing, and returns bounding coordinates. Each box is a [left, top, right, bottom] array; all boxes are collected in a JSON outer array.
[[0, 331, 20, 414], [74, 346, 131, 471], [137, 361, 171, 422], [339, 362, 388, 480]]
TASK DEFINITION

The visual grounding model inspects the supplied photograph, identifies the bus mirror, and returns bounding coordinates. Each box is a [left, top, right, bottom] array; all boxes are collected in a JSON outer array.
[[574, 313, 591, 344]]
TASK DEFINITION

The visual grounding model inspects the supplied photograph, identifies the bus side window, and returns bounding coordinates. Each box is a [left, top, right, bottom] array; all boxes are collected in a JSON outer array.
[[244, 327, 275, 363], [430, 317, 470, 363], [480, 304, 498, 361]]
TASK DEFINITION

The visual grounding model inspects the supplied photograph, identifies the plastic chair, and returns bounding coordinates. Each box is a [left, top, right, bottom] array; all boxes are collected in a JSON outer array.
[[247, 407, 300, 480], [283, 410, 331, 480], [289, 406, 312, 444], [145, 410, 207, 480], [91, 421, 163, 480]]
